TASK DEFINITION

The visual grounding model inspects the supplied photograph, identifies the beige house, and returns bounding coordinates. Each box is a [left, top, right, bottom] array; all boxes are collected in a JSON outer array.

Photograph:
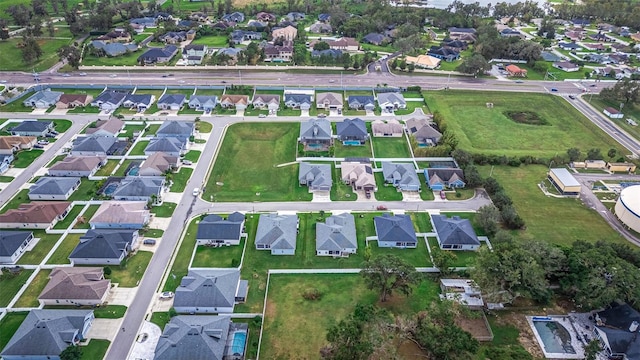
[[316, 92, 343, 110], [272, 25, 298, 41], [0, 136, 37, 155], [327, 37, 359, 51], [405, 55, 441, 69], [0, 202, 72, 229], [220, 94, 249, 110], [56, 94, 93, 109], [371, 119, 403, 137], [139, 152, 178, 176], [38, 267, 110, 306], [341, 162, 377, 192], [86, 118, 125, 137], [89, 201, 150, 229]]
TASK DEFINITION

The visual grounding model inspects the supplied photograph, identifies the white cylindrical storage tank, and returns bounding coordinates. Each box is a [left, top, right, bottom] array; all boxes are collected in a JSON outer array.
[[615, 185, 640, 234]]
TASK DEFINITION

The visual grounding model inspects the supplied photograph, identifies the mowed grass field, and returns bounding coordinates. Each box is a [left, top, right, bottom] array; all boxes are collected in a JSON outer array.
[[205, 123, 312, 202], [0, 38, 73, 72], [423, 91, 623, 157]]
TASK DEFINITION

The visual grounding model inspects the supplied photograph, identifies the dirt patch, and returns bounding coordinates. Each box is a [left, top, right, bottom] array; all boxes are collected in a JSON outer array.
[[264, 299, 276, 319], [394, 339, 430, 360], [504, 110, 549, 125], [455, 313, 493, 341], [494, 312, 544, 358]]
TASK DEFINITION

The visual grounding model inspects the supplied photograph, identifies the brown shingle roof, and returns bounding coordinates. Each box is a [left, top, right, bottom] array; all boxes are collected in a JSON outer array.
[[57, 94, 92, 105], [0, 202, 71, 224], [49, 156, 106, 172], [39, 267, 110, 301], [139, 152, 177, 174], [86, 118, 124, 136], [0, 136, 36, 150], [220, 94, 248, 105]]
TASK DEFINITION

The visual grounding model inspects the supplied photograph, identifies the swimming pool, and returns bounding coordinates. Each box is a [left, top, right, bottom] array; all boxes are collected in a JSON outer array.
[[103, 183, 118, 196], [343, 140, 362, 146], [127, 166, 139, 176], [307, 143, 324, 149], [229, 330, 246, 356], [532, 320, 576, 354]]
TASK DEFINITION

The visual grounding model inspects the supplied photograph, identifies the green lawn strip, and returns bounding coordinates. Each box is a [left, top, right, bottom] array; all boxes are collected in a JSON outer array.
[[129, 140, 149, 155], [373, 173, 403, 201], [191, 238, 245, 268], [0, 175, 14, 182], [79, 339, 110, 360], [13, 150, 44, 168], [1, 189, 30, 213], [150, 312, 171, 331], [170, 168, 194, 192], [17, 231, 61, 265], [51, 119, 72, 133], [53, 205, 84, 229], [141, 228, 164, 238], [330, 164, 356, 201], [143, 124, 161, 136], [1, 92, 37, 112], [191, 35, 228, 47], [94, 159, 119, 176], [260, 273, 439, 359], [244, 106, 269, 117], [14, 269, 52, 308], [205, 123, 313, 202], [423, 90, 625, 157], [122, 125, 145, 139], [427, 237, 478, 267], [82, 50, 142, 66], [46, 154, 67, 167], [333, 140, 373, 158], [163, 219, 198, 292], [196, 121, 212, 133], [394, 102, 428, 116], [115, 159, 133, 176], [445, 188, 476, 200], [478, 165, 625, 245], [0, 270, 34, 307], [68, 105, 101, 114], [74, 205, 100, 229], [68, 179, 99, 202], [372, 136, 412, 158], [183, 150, 201, 163], [49, 88, 103, 98], [43, 305, 127, 318], [409, 212, 434, 232], [105, 251, 153, 287], [151, 202, 177, 218], [0, 312, 28, 352], [193, 88, 224, 96], [277, 108, 301, 116], [47, 234, 81, 265]]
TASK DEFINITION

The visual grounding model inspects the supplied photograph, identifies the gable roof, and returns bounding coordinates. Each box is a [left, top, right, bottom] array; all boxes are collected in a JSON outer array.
[[252, 94, 280, 104], [299, 118, 332, 140], [363, 32, 388, 44], [72, 136, 117, 153], [90, 201, 149, 225], [0, 136, 36, 150], [10, 120, 51, 133], [432, 214, 480, 246], [348, 95, 375, 106], [316, 213, 357, 252], [341, 162, 376, 188], [0, 231, 33, 257], [157, 93, 186, 106], [299, 162, 332, 189], [174, 269, 240, 309], [0, 202, 71, 225], [140, 152, 177, 174], [29, 177, 80, 196], [24, 90, 63, 105], [69, 229, 136, 260], [220, 94, 249, 105], [189, 95, 218, 107], [154, 315, 232, 360], [336, 118, 367, 138], [138, 45, 178, 62], [57, 94, 92, 106], [405, 118, 442, 142], [123, 93, 153, 106], [255, 213, 298, 250], [316, 92, 343, 106], [1, 310, 93, 358], [374, 214, 417, 244], [596, 303, 640, 359], [196, 212, 244, 240], [377, 92, 406, 106], [146, 137, 183, 153], [426, 168, 465, 185], [157, 121, 194, 137], [86, 118, 124, 136], [312, 48, 342, 58], [113, 176, 164, 197], [93, 91, 127, 106], [39, 267, 109, 301], [285, 93, 312, 105], [382, 162, 420, 188]]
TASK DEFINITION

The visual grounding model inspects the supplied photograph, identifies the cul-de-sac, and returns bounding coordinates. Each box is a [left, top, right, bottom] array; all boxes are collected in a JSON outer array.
[[2, 0, 640, 359]]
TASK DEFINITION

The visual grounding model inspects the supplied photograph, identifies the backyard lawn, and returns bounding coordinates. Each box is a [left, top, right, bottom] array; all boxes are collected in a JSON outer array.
[[115, 159, 133, 176], [191, 238, 245, 268], [14, 269, 51, 308], [13, 150, 44, 168], [53, 205, 84, 229], [191, 35, 228, 47], [0, 312, 28, 352], [80, 339, 110, 360], [75, 205, 101, 229], [106, 251, 153, 287], [47, 234, 81, 265], [423, 90, 625, 157], [0, 270, 34, 307], [372, 136, 412, 158], [333, 141, 373, 158], [129, 140, 149, 156], [67, 179, 99, 202], [1, 189, 29, 213], [17, 231, 61, 265], [204, 123, 313, 202], [95, 160, 119, 176], [122, 125, 146, 139], [143, 124, 161, 136], [170, 168, 193, 192]]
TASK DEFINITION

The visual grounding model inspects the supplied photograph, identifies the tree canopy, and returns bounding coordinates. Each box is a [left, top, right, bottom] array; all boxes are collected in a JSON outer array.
[[360, 254, 420, 302]]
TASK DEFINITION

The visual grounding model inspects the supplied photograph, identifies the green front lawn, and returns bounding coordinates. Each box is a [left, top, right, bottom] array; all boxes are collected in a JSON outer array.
[[196, 121, 212, 133], [142, 228, 164, 238], [191, 35, 229, 47], [47, 234, 81, 264], [46, 154, 67, 167], [151, 202, 177, 217], [1, 189, 29, 213], [94, 160, 119, 176], [191, 238, 245, 268], [330, 165, 356, 201], [150, 312, 171, 331], [82, 50, 142, 66], [68, 105, 101, 114], [0, 312, 28, 353], [79, 339, 110, 360], [15, 269, 52, 307], [373, 173, 403, 201], [122, 125, 145, 139], [53, 205, 84, 229], [170, 167, 193, 192], [163, 219, 198, 292], [277, 108, 301, 116], [183, 150, 201, 163], [13, 150, 44, 168], [129, 140, 149, 155], [0, 176, 14, 182], [106, 251, 153, 287], [17, 231, 61, 265], [204, 123, 312, 202], [1, 92, 38, 112], [0, 270, 34, 307], [372, 136, 412, 158]]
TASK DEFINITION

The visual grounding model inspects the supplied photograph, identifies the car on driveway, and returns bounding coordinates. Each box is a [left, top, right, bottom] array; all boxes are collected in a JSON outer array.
[[143, 239, 156, 245], [159, 291, 174, 299], [590, 84, 597, 87]]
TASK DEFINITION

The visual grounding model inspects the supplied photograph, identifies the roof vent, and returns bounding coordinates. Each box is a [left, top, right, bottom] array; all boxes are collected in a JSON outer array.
[[630, 321, 639, 332]]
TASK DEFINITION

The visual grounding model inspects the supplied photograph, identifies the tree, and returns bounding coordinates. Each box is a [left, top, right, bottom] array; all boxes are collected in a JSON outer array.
[[599, 78, 640, 105], [320, 304, 378, 360], [584, 340, 601, 360], [475, 205, 501, 236], [59, 345, 82, 360], [586, 148, 603, 160], [607, 148, 617, 160], [313, 41, 329, 51], [432, 247, 457, 275], [103, 266, 112, 276], [456, 53, 490, 77], [7, 4, 32, 27], [47, 19, 55, 37], [360, 254, 420, 302], [21, 36, 43, 63], [0, 22, 9, 41], [567, 147, 582, 162], [463, 165, 483, 188], [58, 45, 81, 69]]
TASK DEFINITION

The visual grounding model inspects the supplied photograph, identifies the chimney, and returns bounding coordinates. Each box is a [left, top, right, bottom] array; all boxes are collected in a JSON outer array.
[[630, 321, 639, 332]]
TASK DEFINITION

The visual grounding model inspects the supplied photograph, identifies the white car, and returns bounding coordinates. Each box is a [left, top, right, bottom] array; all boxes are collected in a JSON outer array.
[[258, 114, 266, 118], [159, 291, 174, 299], [193, 187, 199, 196], [78, 72, 87, 76]]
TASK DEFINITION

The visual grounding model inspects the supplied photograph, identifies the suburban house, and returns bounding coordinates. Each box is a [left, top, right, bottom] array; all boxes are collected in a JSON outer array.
[[68, 229, 139, 265], [284, 93, 313, 110], [216, 47, 243, 63], [425, 168, 466, 190], [604, 107, 624, 119], [583, 43, 606, 52], [298, 162, 333, 192], [28, 177, 81, 200], [0, 136, 36, 155], [347, 95, 375, 111], [316, 213, 357, 257], [0, 310, 94, 360], [405, 118, 442, 146], [564, 30, 585, 41], [448, 27, 477, 41], [500, 28, 523, 38], [157, 93, 186, 111], [309, 22, 332, 33], [373, 214, 417, 248], [442, 39, 468, 50], [196, 212, 245, 246], [405, 54, 441, 69], [593, 303, 640, 360], [341, 162, 377, 193], [188, 95, 218, 112], [558, 42, 582, 51], [122, 93, 155, 112], [318, 13, 331, 22], [137, 45, 178, 64], [255, 213, 298, 255], [230, 30, 262, 44], [552, 61, 580, 72], [263, 42, 294, 62], [95, 29, 131, 43], [299, 118, 332, 149], [336, 118, 369, 145], [377, 92, 407, 112], [427, 46, 460, 61], [286, 12, 305, 21], [183, 44, 207, 65], [23, 89, 63, 108], [432, 214, 481, 250], [157, 120, 194, 140], [440, 279, 484, 309], [316, 92, 344, 110], [252, 94, 280, 113], [0, 231, 34, 264], [56, 94, 93, 109], [139, 152, 178, 176], [256, 11, 276, 22], [312, 49, 342, 58], [372, 119, 403, 137], [90, 41, 138, 57], [505, 64, 528, 77], [86, 118, 124, 137], [112, 176, 165, 202], [91, 91, 127, 111], [173, 269, 248, 314], [89, 201, 150, 229], [0, 154, 12, 174], [145, 137, 185, 157], [0, 201, 71, 229], [363, 32, 389, 45], [154, 316, 248, 360], [70, 136, 117, 156], [326, 37, 359, 51], [222, 12, 245, 23], [129, 16, 157, 28], [219, 94, 249, 110], [272, 25, 297, 41], [38, 267, 110, 306], [382, 162, 421, 191], [160, 30, 195, 44], [9, 120, 53, 137]]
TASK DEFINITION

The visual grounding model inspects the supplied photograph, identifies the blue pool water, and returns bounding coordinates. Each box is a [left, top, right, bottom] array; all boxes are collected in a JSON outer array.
[[127, 166, 139, 176], [103, 183, 118, 196], [230, 331, 247, 355], [532, 320, 576, 354], [307, 143, 324, 149], [343, 140, 362, 146]]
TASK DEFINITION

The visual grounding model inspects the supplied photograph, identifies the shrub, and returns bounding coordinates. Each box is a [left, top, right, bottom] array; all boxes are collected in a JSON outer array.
[[103, 266, 112, 276], [302, 288, 323, 301], [230, 258, 240, 267]]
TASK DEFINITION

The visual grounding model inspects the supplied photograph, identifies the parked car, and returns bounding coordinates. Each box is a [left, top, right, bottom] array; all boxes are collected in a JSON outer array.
[[62, 73, 71, 77], [33, 144, 44, 149], [365, 191, 371, 199], [159, 291, 174, 299], [37, 140, 49, 145], [440, 190, 446, 200], [182, 160, 192, 165], [193, 187, 199, 196], [376, 205, 387, 210], [143, 239, 156, 245], [78, 72, 87, 76], [318, 113, 327, 118], [45, 133, 56, 138], [258, 114, 266, 118]]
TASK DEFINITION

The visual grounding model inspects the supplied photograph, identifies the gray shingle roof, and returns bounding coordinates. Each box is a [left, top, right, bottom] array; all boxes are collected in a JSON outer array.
[[29, 177, 80, 196], [174, 269, 241, 309], [0, 231, 33, 257], [138, 45, 178, 63], [285, 93, 312, 105], [336, 118, 368, 139], [432, 215, 480, 246], [145, 137, 183, 153], [24, 90, 63, 105], [316, 213, 357, 252], [347, 95, 375, 107], [69, 229, 136, 260], [157, 121, 194, 138], [1, 310, 93, 358], [381, 162, 420, 190], [299, 118, 332, 141], [196, 212, 244, 240], [189, 95, 218, 108], [123, 93, 153, 107], [374, 214, 417, 244], [299, 162, 332, 190], [10, 120, 51, 133], [255, 214, 297, 250], [72, 136, 117, 153], [112, 176, 164, 197], [377, 92, 406, 106], [39, 267, 110, 301], [154, 315, 232, 360], [92, 91, 127, 106], [157, 93, 186, 107]]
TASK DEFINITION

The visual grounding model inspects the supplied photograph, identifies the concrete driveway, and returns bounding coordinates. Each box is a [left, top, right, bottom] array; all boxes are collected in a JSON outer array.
[[128, 321, 161, 360], [151, 296, 174, 312], [312, 191, 331, 202], [87, 318, 122, 341], [401, 191, 422, 202], [106, 286, 138, 306]]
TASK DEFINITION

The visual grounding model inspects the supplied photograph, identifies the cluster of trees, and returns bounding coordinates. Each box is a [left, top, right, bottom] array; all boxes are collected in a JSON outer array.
[[554, 0, 640, 30], [413, 111, 460, 157], [430, 0, 544, 29], [483, 178, 525, 230], [599, 79, 640, 106], [567, 147, 623, 163]]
